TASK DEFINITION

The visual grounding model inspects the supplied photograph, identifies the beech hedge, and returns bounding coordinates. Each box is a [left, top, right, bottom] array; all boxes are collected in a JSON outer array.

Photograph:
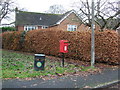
[[1, 29, 119, 64]]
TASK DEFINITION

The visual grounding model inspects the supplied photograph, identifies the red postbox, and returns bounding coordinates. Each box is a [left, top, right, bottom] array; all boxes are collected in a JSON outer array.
[[59, 40, 69, 53]]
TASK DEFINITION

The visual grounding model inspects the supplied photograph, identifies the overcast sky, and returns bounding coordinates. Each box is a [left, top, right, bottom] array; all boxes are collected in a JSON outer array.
[[15, 0, 118, 12], [16, 0, 75, 12], [1, 0, 118, 25]]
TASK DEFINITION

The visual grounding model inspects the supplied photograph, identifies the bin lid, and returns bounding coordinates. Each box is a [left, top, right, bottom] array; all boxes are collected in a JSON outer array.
[[35, 54, 45, 56]]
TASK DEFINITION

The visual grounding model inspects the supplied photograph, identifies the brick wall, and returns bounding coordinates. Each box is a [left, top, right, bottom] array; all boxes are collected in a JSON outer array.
[[38, 26, 42, 29], [17, 26, 42, 31], [17, 26, 24, 31], [77, 24, 90, 31], [56, 13, 82, 31], [49, 13, 89, 31]]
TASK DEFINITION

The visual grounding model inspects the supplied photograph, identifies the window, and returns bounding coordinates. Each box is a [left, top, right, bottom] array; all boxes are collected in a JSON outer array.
[[24, 26, 38, 31], [40, 17, 42, 20], [42, 26, 48, 29], [67, 25, 77, 31]]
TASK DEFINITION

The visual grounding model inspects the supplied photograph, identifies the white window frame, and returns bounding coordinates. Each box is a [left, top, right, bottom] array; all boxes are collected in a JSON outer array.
[[24, 26, 38, 31], [42, 26, 48, 29], [67, 25, 77, 31]]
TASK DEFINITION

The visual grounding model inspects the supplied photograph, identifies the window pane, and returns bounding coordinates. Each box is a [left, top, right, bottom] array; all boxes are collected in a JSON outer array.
[[74, 28, 76, 31], [24, 26, 27, 31], [25, 27, 27, 30], [36, 26, 38, 29], [67, 25, 77, 31]]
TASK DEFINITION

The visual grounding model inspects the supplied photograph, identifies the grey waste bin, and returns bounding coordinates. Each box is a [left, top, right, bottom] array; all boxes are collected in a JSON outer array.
[[34, 54, 45, 71]]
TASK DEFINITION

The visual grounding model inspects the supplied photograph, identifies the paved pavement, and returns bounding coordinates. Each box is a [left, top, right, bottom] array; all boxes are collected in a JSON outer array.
[[2, 68, 119, 88]]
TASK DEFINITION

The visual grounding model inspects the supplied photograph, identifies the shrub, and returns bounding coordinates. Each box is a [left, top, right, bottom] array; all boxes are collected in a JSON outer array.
[[2, 31, 23, 50], [1, 28, 119, 64], [1, 27, 16, 32]]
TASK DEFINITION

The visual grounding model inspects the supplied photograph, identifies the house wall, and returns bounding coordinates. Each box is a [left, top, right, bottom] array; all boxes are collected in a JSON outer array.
[[38, 26, 42, 29], [17, 26, 24, 31], [55, 13, 82, 31], [95, 23, 101, 31], [49, 12, 90, 31], [77, 24, 90, 31], [17, 26, 42, 31]]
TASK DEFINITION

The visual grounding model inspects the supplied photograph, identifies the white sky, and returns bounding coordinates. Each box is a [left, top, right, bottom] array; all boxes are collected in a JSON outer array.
[[15, 0, 118, 12], [16, 0, 75, 12]]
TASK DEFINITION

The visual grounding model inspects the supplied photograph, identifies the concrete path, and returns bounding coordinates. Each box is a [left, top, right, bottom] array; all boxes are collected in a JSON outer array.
[[2, 68, 119, 88]]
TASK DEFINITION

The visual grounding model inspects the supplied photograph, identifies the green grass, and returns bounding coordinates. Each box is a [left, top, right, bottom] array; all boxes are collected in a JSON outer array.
[[2, 50, 94, 79]]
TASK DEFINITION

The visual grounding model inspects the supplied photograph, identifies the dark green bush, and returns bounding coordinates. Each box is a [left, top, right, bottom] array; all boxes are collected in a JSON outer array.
[[1, 27, 16, 32]]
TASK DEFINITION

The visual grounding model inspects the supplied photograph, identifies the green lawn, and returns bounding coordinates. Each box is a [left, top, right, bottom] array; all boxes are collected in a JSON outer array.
[[2, 50, 93, 79]]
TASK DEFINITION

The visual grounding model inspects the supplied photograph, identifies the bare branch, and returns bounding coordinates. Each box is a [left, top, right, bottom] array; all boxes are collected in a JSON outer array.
[[113, 21, 120, 30], [46, 4, 66, 14], [72, 0, 119, 30], [0, 0, 17, 23], [108, 10, 120, 19], [86, 0, 91, 24]]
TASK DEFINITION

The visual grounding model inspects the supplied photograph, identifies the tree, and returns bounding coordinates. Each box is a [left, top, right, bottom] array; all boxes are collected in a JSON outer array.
[[0, 0, 17, 24], [46, 4, 66, 14], [72, 0, 120, 30]]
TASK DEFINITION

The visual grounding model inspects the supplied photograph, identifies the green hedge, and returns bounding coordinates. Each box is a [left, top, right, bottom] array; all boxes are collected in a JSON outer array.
[[1, 27, 16, 32]]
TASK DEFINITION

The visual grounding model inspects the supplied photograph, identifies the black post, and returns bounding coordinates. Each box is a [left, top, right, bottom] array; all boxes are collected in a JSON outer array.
[[62, 53, 64, 67]]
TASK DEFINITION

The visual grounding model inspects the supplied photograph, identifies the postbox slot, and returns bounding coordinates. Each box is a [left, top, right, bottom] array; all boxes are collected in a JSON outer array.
[[64, 42, 69, 43]]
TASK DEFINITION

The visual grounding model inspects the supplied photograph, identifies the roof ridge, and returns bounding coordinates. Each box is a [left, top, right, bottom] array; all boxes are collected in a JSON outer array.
[[18, 10, 63, 15]]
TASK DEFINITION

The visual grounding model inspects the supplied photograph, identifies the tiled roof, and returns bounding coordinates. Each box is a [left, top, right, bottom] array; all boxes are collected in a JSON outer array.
[[16, 11, 64, 26]]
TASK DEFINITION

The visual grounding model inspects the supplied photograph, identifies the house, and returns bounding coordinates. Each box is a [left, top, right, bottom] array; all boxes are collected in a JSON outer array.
[[15, 9, 88, 31]]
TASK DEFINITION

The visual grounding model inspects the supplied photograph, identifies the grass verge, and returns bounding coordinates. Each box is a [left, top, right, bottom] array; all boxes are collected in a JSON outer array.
[[2, 50, 95, 79]]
